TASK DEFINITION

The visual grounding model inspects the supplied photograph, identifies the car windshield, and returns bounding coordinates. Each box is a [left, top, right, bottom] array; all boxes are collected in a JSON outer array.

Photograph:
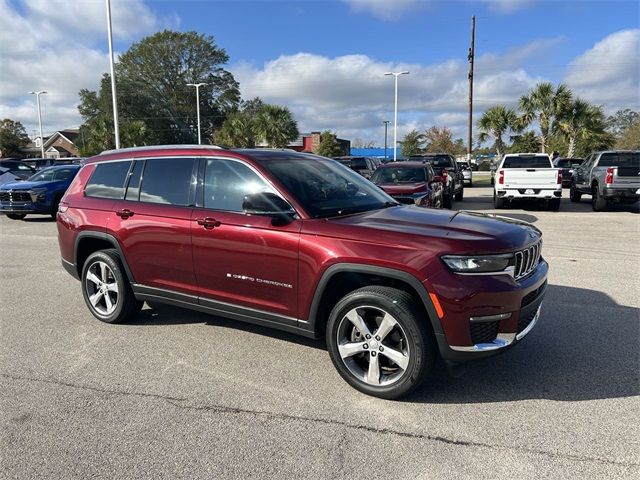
[[337, 158, 367, 170], [502, 155, 552, 168], [371, 167, 426, 184], [598, 152, 639, 167], [409, 155, 453, 168], [28, 167, 77, 182], [261, 157, 396, 218]]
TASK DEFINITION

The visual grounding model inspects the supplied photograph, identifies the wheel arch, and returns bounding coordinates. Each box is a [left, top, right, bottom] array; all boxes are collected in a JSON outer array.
[[75, 231, 135, 283], [307, 264, 443, 339]]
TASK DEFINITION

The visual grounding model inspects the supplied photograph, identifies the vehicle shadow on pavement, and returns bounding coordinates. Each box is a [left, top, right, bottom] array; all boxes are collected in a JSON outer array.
[[131, 303, 326, 351], [20, 217, 55, 223], [409, 283, 640, 403]]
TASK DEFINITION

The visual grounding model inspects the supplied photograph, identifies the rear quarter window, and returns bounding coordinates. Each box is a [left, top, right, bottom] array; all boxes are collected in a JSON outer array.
[[84, 161, 132, 199]]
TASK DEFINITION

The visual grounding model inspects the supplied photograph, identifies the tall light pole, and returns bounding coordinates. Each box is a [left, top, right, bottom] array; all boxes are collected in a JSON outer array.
[[383, 120, 390, 161], [105, 0, 120, 149], [187, 83, 207, 144], [28, 91, 47, 158], [384, 71, 409, 161]]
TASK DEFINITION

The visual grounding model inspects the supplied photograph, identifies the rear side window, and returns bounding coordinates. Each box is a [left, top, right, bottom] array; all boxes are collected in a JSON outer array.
[[502, 156, 552, 168], [85, 161, 132, 199], [139, 158, 197, 206]]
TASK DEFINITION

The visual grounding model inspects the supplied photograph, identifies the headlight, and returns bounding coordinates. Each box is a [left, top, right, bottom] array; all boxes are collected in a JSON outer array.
[[29, 188, 48, 202], [441, 254, 513, 273]]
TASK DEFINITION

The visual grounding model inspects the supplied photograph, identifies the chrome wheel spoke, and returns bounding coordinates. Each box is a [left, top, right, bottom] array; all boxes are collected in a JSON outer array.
[[105, 282, 119, 294], [338, 341, 367, 359], [345, 309, 371, 337], [375, 312, 397, 341], [367, 353, 380, 385], [99, 262, 109, 283], [86, 272, 102, 287], [380, 346, 409, 370], [103, 292, 114, 312], [89, 291, 103, 307]]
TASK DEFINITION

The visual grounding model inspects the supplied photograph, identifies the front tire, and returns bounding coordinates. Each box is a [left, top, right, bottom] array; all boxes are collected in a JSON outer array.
[[569, 183, 582, 202], [548, 198, 561, 211], [6, 213, 26, 220], [326, 286, 435, 399], [81, 249, 143, 324], [443, 188, 454, 209]]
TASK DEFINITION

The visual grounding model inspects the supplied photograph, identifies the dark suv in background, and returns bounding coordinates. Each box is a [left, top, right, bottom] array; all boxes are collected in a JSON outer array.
[[57, 146, 547, 399], [408, 153, 464, 208]]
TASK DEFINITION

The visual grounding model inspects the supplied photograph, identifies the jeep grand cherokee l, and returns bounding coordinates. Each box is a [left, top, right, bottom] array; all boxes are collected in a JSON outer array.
[[57, 145, 548, 399]]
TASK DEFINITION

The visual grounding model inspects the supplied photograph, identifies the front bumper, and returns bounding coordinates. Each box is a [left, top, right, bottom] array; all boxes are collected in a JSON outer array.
[[428, 259, 548, 364], [0, 202, 48, 214]]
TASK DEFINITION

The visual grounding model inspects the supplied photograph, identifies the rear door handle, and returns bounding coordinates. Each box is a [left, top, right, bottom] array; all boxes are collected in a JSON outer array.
[[196, 217, 221, 229], [116, 208, 134, 219]]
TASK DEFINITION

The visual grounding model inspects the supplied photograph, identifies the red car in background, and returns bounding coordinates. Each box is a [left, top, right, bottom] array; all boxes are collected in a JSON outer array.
[[371, 161, 444, 208]]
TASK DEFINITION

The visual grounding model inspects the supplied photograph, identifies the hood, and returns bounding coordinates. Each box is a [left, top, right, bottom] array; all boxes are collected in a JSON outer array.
[[327, 206, 541, 252], [0, 180, 55, 190], [378, 182, 427, 195]]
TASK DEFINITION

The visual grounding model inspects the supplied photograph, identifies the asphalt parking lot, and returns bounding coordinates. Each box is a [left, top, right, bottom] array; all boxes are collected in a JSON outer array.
[[1, 185, 638, 479]]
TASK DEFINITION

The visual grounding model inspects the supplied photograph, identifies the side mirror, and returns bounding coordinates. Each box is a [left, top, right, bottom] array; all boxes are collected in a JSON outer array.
[[243, 192, 295, 225]]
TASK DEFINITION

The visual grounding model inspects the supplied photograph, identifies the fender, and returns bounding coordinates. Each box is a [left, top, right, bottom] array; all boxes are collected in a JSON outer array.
[[307, 263, 444, 337], [74, 231, 136, 283]]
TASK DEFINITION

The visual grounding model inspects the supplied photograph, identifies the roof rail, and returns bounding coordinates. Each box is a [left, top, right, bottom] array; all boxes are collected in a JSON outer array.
[[99, 144, 224, 155]]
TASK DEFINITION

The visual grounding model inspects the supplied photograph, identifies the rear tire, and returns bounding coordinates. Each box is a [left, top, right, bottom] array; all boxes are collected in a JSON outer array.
[[592, 185, 607, 211], [81, 249, 143, 324], [326, 286, 436, 399], [569, 183, 582, 202], [6, 214, 26, 220], [548, 198, 561, 211], [455, 186, 464, 201], [493, 191, 505, 209]]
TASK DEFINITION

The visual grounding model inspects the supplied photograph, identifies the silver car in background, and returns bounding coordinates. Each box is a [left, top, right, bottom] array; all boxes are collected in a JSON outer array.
[[456, 161, 473, 187]]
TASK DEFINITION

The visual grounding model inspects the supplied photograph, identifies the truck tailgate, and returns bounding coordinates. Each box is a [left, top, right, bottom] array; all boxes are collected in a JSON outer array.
[[503, 169, 559, 187]]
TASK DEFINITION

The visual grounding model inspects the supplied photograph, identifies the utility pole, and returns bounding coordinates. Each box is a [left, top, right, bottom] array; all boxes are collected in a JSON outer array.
[[105, 0, 120, 149], [467, 15, 475, 163], [383, 120, 390, 161], [28, 91, 47, 158], [187, 83, 207, 144]]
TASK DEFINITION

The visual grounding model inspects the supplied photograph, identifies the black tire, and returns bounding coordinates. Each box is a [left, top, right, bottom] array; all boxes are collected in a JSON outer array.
[[468, 180, 472, 188], [493, 191, 505, 209], [569, 183, 582, 203], [443, 188, 454, 209], [491, 176, 495, 186], [592, 185, 607, 212], [81, 249, 143, 324], [455, 186, 464, 201], [548, 198, 561, 211], [6, 213, 26, 220], [50, 195, 62, 219], [326, 286, 436, 399]]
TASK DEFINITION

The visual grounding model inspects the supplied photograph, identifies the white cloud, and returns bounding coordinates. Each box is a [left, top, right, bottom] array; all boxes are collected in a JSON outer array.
[[565, 29, 640, 110], [0, 0, 164, 138], [231, 41, 547, 145], [342, 0, 426, 20]]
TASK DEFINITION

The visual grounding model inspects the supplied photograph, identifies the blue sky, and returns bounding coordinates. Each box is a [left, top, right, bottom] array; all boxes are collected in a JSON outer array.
[[1, 0, 639, 144]]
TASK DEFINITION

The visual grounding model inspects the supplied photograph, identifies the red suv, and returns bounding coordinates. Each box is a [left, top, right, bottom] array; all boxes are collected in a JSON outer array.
[[57, 146, 547, 399]]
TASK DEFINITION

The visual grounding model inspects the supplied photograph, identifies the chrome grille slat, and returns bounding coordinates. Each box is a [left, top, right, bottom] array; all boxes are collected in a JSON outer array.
[[514, 241, 541, 280]]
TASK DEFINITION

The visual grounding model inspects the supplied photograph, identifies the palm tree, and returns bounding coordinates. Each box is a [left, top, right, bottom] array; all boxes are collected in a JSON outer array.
[[213, 111, 256, 148], [519, 82, 573, 153], [254, 105, 299, 148], [477, 105, 519, 158], [555, 100, 614, 157]]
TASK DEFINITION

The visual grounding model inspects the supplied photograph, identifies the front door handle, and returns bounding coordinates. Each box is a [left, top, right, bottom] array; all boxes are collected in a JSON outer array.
[[196, 217, 221, 229], [116, 208, 134, 219]]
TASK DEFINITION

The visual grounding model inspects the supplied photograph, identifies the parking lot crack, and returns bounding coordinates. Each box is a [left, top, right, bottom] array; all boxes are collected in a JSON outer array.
[[2, 372, 637, 470]]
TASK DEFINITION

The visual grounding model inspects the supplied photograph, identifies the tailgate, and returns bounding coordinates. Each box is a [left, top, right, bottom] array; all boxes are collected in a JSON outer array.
[[503, 168, 559, 187], [615, 166, 640, 187]]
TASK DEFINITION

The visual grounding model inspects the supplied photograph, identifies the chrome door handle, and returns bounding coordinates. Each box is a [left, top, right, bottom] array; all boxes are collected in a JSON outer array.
[[116, 209, 134, 219], [196, 217, 220, 229]]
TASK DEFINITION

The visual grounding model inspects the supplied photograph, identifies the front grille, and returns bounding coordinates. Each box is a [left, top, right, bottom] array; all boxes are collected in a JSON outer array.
[[517, 308, 538, 334], [521, 281, 547, 307], [470, 321, 499, 344], [0, 191, 31, 203], [514, 241, 542, 280]]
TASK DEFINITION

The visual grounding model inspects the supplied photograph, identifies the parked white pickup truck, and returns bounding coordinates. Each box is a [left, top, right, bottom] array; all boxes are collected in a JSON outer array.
[[493, 153, 562, 210]]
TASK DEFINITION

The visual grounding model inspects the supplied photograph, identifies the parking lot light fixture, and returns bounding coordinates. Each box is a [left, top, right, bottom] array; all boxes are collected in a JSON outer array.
[[28, 91, 47, 158], [187, 83, 207, 144], [384, 71, 410, 161]]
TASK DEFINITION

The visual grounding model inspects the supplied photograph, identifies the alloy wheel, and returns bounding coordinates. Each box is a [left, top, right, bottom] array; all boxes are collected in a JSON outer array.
[[336, 306, 410, 386], [84, 261, 119, 316]]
